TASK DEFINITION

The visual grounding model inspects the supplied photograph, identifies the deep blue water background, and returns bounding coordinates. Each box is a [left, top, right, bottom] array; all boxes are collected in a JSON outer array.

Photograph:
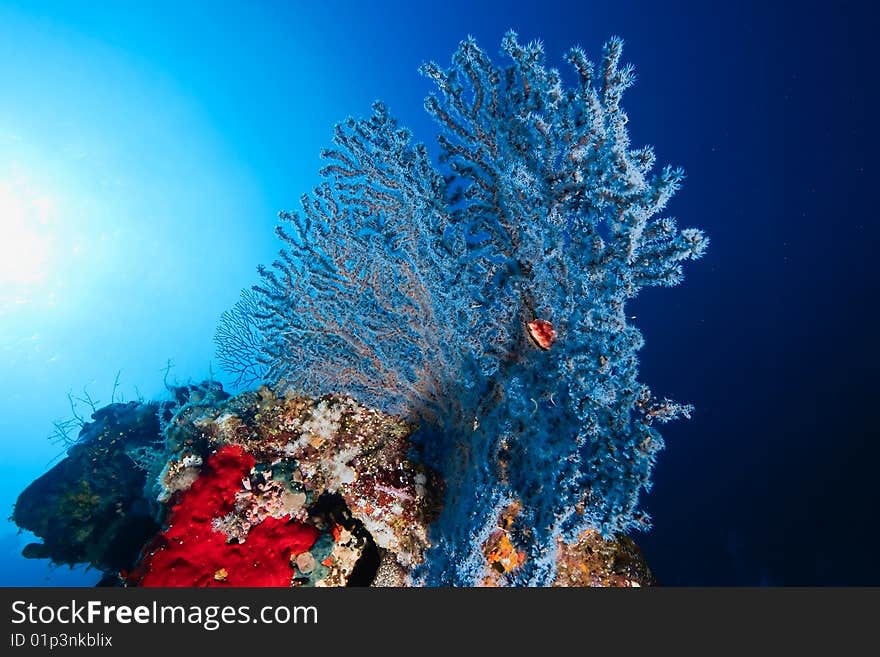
[[0, 0, 876, 585]]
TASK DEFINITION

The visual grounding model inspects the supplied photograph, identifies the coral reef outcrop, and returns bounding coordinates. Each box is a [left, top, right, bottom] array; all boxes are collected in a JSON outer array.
[[14, 381, 655, 586]]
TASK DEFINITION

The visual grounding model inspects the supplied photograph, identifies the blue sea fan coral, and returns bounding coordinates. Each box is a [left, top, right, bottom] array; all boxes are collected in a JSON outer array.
[[216, 31, 708, 585]]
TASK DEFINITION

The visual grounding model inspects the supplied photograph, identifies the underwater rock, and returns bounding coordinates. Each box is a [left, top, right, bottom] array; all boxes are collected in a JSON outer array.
[[552, 531, 655, 587], [478, 502, 655, 587], [13, 400, 164, 573]]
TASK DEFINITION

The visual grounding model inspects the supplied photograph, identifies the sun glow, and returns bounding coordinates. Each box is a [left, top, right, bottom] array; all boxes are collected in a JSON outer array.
[[0, 179, 54, 288]]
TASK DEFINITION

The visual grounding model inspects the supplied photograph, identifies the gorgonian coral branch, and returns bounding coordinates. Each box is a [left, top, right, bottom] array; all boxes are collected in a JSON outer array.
[[214, 288, 267, 388]]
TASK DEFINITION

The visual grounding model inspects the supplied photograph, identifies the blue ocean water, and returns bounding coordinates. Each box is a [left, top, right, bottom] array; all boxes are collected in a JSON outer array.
[[0, 0, 875, 585]]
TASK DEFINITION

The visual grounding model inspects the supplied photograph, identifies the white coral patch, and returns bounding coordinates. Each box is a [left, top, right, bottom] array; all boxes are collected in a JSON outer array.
[[181, 454, 202, 468], [300, 399, 344, 442], [324, 447, 359, 492], [213, 412, 238, 437]]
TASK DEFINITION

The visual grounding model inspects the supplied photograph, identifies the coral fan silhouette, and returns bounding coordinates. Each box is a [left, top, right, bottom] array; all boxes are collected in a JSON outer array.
[[216, 31, 708, 585]]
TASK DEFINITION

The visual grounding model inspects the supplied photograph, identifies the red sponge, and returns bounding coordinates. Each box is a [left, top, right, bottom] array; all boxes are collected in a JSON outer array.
[[136, 445, 318, 587]]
